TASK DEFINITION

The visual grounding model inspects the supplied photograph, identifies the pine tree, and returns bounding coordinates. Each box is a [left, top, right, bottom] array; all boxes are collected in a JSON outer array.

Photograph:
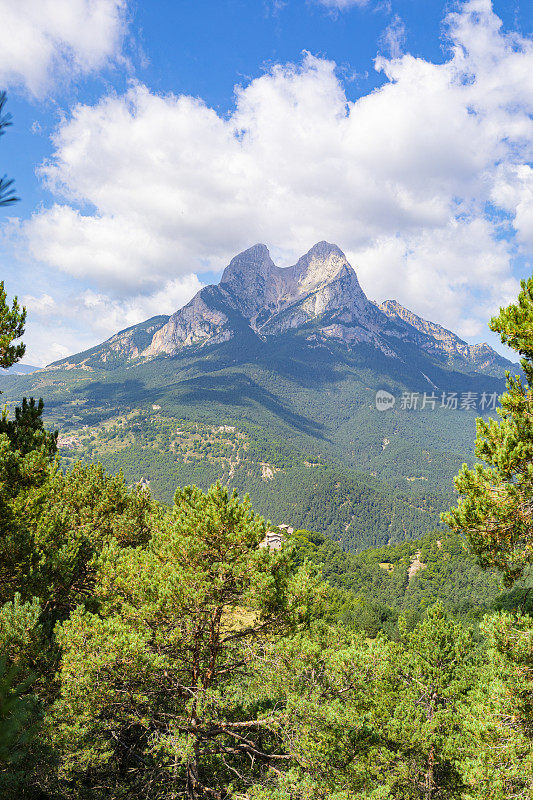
[[382, 603, 475, 799], [0, 657, 40, 795], [248, 603, 476, 799], [0, 397, 57, 456], [443, 276, 533, 586], [0, 460, 157, 613], [442, 278, 533, 797], [465, 612, 533, 799], [0, 93, 23, 368], [52, 484, 320, 799], [0, 281, 25, 371], [0, 91, 25, 374]]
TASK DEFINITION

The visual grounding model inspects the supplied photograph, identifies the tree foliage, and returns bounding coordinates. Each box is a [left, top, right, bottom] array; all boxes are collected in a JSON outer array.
[[51, 484, 321, 798], [0, 92, 18, 208], [0, 281, 25, 370], [1, 275, 533, 798], [444, 276, 533, 585]]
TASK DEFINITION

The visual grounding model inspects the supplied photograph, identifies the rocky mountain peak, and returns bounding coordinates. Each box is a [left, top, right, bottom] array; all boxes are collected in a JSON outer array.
[[379, 300, 468, 346], [217, 241, 367, 330], [218, 243, 280, 323], [220, 244, 274, 286], [378, 299, 513, 374], [291, 241, 357, 292]]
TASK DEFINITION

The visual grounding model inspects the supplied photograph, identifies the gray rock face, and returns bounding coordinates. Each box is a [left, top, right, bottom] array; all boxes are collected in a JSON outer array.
[[146, 286, 236, 356], [218, 241, 370, 331], [260, 243, 374, 337], [379, 300, 472, 355], [378, 300, 513, 374], [146, 241, 396, 356], [219, 244, 282, 326]]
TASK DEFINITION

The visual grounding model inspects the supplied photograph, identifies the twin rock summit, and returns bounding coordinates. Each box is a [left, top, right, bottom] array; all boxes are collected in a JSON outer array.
[[55, 242, 512, 376]]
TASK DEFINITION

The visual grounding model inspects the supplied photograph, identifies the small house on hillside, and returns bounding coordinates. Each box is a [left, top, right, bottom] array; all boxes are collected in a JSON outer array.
[[259, 530, 284, 550], [278, 523, 294, 535]]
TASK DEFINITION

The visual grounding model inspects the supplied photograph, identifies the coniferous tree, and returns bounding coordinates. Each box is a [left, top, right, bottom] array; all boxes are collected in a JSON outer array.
[[443, 277, 533, 586], [381, 603, 475, 800], [248, 603, 476, 799], [0, 397, 57, 456], [52, 484, 320, 799], [464, 612, 533, 799], [0, 281, 25, 371], [0, 658, 40, 795], [443, 277, 533, 798], [0, 93, 23, 368]]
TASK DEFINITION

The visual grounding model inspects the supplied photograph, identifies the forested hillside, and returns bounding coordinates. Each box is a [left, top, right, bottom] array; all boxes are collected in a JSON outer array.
[[3, 0, 533, 794], [0, 330, 509, 549], [0, 241, 517, 549], [290, 527, 523, 635]]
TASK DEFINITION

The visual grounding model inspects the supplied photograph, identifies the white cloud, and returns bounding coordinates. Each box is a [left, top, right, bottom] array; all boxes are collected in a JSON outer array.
[[22, 0, 533, 352], [352, 218, 519, 338], [76, 275, 203, 336], [22, 293, 58, 315], [0, 0, 129, 97], [491, 164, 533, 248], [316, 0, 368, 8], [20, 275, 202, 366], [379, 15, 406, 59]]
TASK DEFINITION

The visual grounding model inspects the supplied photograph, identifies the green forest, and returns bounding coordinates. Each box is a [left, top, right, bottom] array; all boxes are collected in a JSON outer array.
[[2, 262, 533, 799], [52, 409, 446, 552]]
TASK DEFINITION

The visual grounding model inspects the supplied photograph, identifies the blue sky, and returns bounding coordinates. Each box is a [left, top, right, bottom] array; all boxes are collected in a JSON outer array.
[[0, 0, 532, 364]]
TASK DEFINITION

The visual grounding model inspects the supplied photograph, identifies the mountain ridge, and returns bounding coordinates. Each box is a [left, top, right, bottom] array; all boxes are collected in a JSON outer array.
[[48, 241, 514, 378], [377, 299, 513, 375]]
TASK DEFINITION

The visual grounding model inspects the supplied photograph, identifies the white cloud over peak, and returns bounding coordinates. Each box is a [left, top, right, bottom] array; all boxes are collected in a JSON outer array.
[[0, 0, 129, 97], [74, 275, 203, 336], [24, 0, 533, 348]]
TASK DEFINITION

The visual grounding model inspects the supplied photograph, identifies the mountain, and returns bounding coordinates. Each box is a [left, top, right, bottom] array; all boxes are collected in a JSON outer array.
[[0, 242, 517, 551], [377, 299, 512, 377], [48, 315, 170, 370], [3, 363, 40, 375], [50, 241, 513, 377]]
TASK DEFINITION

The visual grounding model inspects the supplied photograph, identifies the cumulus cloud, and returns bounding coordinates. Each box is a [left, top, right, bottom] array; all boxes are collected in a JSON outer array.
[[20, 275, 202, 365], [75, 275, 203, 336], [0, 0, 129, 97], [352, 218, 519, 338], [23, 0, 533, 349], [491, 165, 533, 248], [21, 293, 58, 316]]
